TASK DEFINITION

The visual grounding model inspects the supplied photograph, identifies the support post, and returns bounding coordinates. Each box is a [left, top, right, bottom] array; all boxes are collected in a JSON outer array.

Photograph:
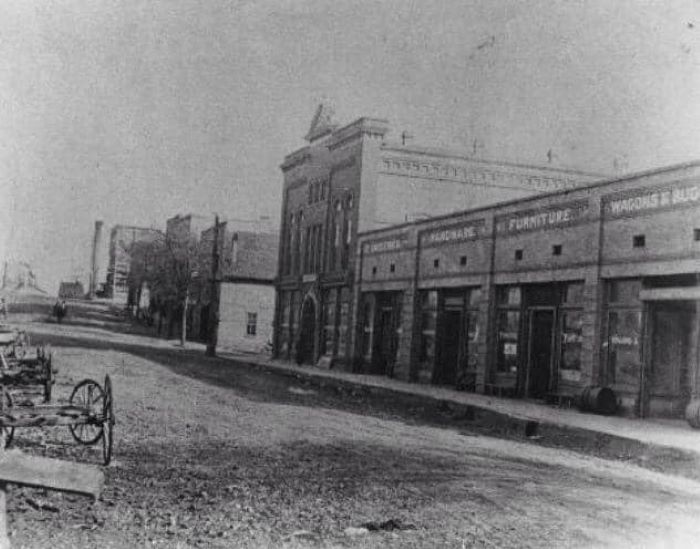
[[206, 215, 221, 357]]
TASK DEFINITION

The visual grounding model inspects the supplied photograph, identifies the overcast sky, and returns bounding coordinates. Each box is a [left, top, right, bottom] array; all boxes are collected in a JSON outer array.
[[1, 0, 699, 293]]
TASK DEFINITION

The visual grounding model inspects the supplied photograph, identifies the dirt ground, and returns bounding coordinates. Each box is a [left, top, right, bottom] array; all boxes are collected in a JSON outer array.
[[4, 302, 700, 548]]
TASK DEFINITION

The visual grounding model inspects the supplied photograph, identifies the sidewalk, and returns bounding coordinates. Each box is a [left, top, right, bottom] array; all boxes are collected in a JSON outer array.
[[220, 350, 700, 458]]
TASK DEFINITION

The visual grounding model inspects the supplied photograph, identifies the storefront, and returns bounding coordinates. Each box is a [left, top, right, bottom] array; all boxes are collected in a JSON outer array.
[[416, 287, 481, 389], [602, 276, 700, 417], [354, 162, 700, 420], [492, 282, 584, 399], [359, 291, 403, 376]]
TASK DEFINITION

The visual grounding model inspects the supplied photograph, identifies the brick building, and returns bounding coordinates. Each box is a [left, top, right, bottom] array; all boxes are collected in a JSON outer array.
[[274, 105, 601, 368], [355, 161, 700, 419], [105, 225, 162, 302]]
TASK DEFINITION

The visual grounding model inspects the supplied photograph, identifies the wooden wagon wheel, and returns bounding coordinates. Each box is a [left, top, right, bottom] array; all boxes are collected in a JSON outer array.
[[43, 354, 54, 403], [0, 386, 15, 448], [68, 379, 105, 446], [102, 375, 114, 466]]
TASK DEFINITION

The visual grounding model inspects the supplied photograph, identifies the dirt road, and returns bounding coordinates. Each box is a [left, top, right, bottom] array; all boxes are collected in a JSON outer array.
[[5, 306, 700, 548]]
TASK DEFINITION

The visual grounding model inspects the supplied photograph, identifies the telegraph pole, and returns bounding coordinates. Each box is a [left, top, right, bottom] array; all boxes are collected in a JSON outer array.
[[206, 215, 221, 357]]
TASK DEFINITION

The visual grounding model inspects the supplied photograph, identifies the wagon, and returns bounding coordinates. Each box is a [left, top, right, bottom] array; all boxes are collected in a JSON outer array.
[[0, 325, 30, 360], [0, 346, 56, 403], [0, 375, 115, 465]]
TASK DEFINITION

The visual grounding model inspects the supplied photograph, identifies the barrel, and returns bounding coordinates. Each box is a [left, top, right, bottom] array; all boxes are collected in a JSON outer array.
[[685, 400, 700, 429], [579, 386, 618, 416]]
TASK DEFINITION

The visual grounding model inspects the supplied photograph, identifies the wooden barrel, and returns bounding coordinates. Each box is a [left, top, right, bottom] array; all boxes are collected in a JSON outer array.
[[579, 386, 618, 416], [685, 400, 700, 429]]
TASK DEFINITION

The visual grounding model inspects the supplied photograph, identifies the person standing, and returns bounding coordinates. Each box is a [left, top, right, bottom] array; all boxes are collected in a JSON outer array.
[[0, 297, 7, 321]]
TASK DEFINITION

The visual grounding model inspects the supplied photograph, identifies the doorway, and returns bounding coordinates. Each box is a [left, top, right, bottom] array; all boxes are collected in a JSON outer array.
[[371, 293, 402, 376], [297, 298, 316, 365], [526, 308, 556, 398], [435, 307, 462, 385], [642, 301, 696, 417]]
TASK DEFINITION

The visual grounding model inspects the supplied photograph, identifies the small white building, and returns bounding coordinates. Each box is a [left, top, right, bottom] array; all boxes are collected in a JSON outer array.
[[198, 225, 278, 354]]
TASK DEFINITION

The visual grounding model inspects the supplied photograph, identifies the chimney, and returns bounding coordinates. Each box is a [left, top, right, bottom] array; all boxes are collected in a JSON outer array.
[[89, 220, 104, 299]]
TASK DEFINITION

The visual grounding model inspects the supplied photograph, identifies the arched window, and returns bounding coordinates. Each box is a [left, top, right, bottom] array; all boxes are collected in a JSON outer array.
[[330, 200, 342, 270], [296, 211, 304, 274], [285, 213, 294, 274], [341, 193, 354, 269]]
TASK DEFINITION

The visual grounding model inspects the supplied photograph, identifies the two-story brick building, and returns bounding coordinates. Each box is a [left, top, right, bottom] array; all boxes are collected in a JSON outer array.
[[274, 106, 601, 368], [355, 161, 700, 419]]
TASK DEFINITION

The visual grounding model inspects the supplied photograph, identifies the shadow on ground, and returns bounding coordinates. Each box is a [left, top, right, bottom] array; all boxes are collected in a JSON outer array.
[[21, 312, 700, 482]]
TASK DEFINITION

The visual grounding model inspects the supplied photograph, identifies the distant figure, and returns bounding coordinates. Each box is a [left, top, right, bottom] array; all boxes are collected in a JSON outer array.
[[0, 297, 7, 321], [53, 300, 67, 324]]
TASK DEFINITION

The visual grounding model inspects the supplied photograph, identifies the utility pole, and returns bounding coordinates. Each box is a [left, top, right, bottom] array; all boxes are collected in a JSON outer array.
[[206, 215, 221, 357]]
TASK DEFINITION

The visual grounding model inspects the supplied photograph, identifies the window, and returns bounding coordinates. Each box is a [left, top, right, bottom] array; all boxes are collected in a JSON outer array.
[[322, 289, 338, 356], [390, 263, 395, 273], [372, 266, 377, 276], [694, 228, 700, 241], [433, 258, 439, 269], [295, 211, 304, 274], [246, 312, 257, 336], [495, 286, 521, 374], [419, 291, 438, 369], [515, 249, 523, 260], [633, 234, 645, 248], [559, 310, 583, 371], [552, 244, 562, 256], [460, 255, 467, 266], [342, 194, 354, 269], [604, 278, 642, 388]]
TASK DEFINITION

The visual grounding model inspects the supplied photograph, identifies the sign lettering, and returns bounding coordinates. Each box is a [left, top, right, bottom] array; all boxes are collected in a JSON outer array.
[[422, 221, 483, 245], [366, 237, 407, 254], [497, 202, 587, 235], [604, 183, 700, 217]]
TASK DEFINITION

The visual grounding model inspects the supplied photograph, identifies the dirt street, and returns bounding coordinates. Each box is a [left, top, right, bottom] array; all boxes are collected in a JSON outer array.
[[5, 304, 700, 548]]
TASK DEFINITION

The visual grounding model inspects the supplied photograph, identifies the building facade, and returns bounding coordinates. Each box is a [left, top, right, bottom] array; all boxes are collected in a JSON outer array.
[[355, 161, 700, 419], [105, 225, 162, 302], [274, 106, 601, 368], [195, 222, 278, 352]]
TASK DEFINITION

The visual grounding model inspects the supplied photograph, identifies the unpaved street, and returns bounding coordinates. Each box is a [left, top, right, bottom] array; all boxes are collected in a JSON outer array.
[[6, 306, 700, 548]]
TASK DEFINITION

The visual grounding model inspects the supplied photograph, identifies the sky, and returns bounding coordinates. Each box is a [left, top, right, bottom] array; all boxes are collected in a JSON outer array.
[[1, 0, 699, 294]]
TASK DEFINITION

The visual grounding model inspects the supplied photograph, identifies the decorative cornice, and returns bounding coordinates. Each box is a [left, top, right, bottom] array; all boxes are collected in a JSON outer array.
[[379, 156, 584, 193]]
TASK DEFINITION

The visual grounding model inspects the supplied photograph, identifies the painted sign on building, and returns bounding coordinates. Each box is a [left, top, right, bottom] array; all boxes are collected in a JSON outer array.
[[603, 182, 700, 217], [496, 201, 588, 235], [421, 220, 485, 246], [364, 235, 408, 255]]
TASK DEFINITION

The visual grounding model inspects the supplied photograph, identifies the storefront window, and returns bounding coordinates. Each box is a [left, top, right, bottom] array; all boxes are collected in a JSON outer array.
[[606, 310, 642, 387], [604, 278, 642, 389], [496, 310, 520, 373], [336, 287, 350, 357], [559, 310, 583, 370], [360, 295, 374, 359], [419, 291, 438, 366], [290, 291, 300, 346], [498, 286, 521, 307], [322, 289, 337, 356]]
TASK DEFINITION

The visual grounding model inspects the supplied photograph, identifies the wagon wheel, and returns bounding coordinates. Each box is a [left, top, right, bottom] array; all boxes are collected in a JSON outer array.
[[0, 386, 15, 448], [69, 379, 105, 446], [43, 355, 53, 403], [102, 375, 114, 465]]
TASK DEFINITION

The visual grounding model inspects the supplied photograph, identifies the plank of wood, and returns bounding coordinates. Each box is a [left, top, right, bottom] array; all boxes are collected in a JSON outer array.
[[0, 450, 103, 498]]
